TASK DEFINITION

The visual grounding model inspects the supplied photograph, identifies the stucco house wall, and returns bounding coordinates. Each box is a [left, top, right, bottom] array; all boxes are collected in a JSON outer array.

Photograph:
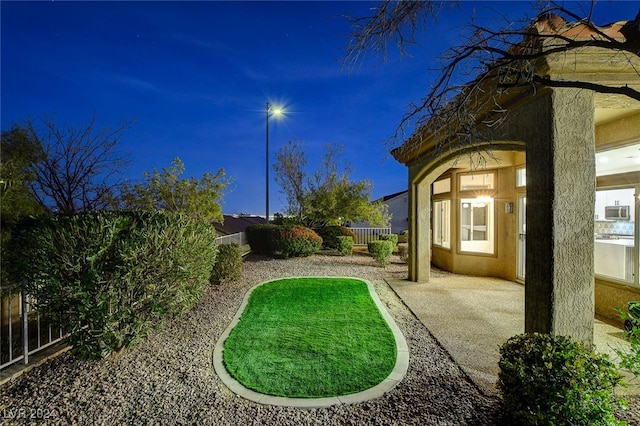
[[385, 191, 409, 234], [392, 14, 640, 344], [352, 190, 408, 234]]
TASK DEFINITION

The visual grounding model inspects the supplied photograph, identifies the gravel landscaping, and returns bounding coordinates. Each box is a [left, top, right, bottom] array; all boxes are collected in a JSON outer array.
[[2, 252, 634, 425]]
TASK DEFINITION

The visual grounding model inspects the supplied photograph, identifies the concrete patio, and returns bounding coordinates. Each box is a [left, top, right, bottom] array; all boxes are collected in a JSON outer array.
[[386, 272, 640, 397]]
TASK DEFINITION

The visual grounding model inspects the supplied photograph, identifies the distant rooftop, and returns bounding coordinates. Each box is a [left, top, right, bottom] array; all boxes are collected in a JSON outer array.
[[212, 214, 266, 235]]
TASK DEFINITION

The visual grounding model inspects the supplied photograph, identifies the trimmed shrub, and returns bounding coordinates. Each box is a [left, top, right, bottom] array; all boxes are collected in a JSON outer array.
[[397, 243, 409, 263], [336, 235, 354, 256], [379, 233, 398, 247], [368, 240, 394, 268], [497, 333, 625, 426], [315, 226, 356, 250], [397, 231, 408, 244], [211, 244, 243, 285], [7, 211, 217, 360], [272, 225, 322, 258], [616, 305, 640, 377], [246, 223, 278, 255]]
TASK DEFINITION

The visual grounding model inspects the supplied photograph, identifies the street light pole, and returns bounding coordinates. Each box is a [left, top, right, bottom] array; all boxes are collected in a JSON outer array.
[[265, 102, 283, 223], [265, 102, 271, 223]]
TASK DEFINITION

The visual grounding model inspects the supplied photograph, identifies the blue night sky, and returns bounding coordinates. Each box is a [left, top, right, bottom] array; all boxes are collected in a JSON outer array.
[[2, 1, 637, 216]]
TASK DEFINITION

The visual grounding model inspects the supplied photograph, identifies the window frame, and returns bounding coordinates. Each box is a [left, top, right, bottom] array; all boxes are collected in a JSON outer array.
[[459, 197, 495, 255]]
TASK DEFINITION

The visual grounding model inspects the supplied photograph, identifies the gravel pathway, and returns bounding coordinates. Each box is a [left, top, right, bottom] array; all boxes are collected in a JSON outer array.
[[0, 253, 513, 424]]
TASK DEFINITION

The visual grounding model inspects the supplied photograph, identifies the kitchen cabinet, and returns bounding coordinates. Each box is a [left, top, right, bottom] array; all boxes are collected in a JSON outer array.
[[594, 239, 635, 281]]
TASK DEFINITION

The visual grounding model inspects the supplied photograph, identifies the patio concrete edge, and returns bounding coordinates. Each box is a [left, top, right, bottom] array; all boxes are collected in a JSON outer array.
[[212, 276, 409, 408]]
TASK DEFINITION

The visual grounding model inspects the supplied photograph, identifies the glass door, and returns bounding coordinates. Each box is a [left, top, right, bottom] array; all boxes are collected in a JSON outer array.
[[517, 195, 526, 282]]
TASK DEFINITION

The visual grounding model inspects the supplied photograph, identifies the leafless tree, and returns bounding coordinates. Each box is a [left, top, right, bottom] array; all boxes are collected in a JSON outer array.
[[345, 1, 640, 159], [24, 115, 133, 213]]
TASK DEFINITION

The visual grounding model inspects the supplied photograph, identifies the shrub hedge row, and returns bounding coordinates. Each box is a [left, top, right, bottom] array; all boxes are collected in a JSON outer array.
[[245, 224, 279, 255], [246, 224, 322, 258], [7, 211, 218, 359], [273, 225, 323, 258], [315, 226, 356, 250]]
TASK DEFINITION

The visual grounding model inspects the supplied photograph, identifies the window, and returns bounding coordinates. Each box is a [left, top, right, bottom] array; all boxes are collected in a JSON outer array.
[[594, 187, 637, 285], [459, 172, 495, 191], [433, 200, 451, 249], [460, 197, 494, 254], [516, 168, 526, 187], [433, 178, 451, 195]]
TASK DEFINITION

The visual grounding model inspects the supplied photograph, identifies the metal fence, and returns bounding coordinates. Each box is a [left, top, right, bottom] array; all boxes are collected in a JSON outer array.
[[349, 227, 392, 245], [1, 283, 66, 371], [215, 232, 247, 246]]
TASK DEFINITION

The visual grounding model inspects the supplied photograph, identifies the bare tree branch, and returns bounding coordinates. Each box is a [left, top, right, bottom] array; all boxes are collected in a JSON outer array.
[[343, 0, 454, 68], [25, 114, 133, 213], [346, 1, 640, 160]]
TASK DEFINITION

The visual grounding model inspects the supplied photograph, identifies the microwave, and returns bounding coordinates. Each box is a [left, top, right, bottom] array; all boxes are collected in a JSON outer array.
[[604, 205, 630, 221]]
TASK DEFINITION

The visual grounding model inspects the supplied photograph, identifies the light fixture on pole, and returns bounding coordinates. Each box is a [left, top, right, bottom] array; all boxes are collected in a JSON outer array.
[[265, 102, 282, 223]]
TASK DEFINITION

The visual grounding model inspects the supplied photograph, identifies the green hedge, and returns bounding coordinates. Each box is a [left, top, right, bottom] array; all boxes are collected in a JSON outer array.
[[368, 240, 394, 268], [211, 244, 243, 285], [336, 235, 354, 256], [315, 226, 356, 250], [272, 225, 322, 258], [379, 233, 398, 247], [497, 333, 624, 425], [246, 223, 279, 255], [7, 211, 217, 360]]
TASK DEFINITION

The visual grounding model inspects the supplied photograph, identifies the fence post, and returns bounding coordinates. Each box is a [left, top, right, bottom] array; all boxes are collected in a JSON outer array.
[[21, 286, 29, 365]]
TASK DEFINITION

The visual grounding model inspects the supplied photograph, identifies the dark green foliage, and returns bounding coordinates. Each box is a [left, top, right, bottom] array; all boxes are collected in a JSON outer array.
[[7, 211, 217, 360], [246, 223, 279, 255], [397, 243, 409, 263], [211, 244, 243, 285], [615, 306, 640, 377], [379, 233, 398, 247], [315, 226, 356, 250], [368, 240, 394, 267], [272, 225, 322, 258], [397, 231, 408, 244], [497, 333, 625, 426], [336, 235, 354, 256]]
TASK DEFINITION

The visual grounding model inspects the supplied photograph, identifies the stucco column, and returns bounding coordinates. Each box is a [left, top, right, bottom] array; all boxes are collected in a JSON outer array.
[[408, 173, 431, 282], [525, 88, 595, 345]]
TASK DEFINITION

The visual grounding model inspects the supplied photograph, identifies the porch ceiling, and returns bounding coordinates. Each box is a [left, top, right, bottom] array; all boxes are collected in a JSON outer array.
[[595, 107, 640, 125]]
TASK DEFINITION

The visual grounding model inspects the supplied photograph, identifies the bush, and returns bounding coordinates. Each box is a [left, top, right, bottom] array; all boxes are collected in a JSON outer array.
[[336, 235, 354, 256], [315, 226, 356, 250], [379, 233, 398, 247], [246, 223, 279, 255], [7, 211, 218, 360], [397, 231, 408, 244], [211, 244, 242, 285], [397, 243, 409, 263], [272, 225, 322, 258], [615, 305, 640, 377], [497, 333, 625, 426], [368, 240, 394, 268]]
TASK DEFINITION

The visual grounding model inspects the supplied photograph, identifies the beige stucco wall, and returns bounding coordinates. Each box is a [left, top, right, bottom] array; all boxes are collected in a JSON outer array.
[[596, 279, 640, 327]]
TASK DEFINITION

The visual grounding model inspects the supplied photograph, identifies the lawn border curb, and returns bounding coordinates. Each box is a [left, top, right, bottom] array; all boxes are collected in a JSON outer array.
[[213, 276, 409, 408]]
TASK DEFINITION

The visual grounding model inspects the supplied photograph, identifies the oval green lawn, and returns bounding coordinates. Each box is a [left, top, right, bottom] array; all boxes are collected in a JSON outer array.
[[222, 277, 397, 398]]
